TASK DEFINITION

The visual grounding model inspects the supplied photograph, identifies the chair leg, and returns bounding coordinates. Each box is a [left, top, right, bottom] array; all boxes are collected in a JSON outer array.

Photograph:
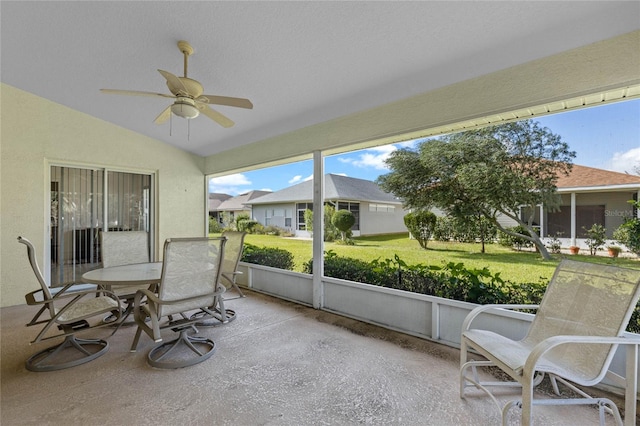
[[221, 277, 245, 300], [26, 334, 109, 372], [146, 329, 216, 369], [231, 280, 245, 298], [107, 302, 135, 336], [459, 338, 471, 398], [191, 295, 237, 327], [130, 326, 143, 352], [521, 373, 535, 426]]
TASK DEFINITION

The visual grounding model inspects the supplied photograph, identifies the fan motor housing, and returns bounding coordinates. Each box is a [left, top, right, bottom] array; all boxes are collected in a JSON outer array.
[[167, 77, 204, 98]]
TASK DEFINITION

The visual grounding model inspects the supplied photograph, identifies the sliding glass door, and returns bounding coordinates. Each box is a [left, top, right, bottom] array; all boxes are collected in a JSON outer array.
[[50, 166, 153, 287]]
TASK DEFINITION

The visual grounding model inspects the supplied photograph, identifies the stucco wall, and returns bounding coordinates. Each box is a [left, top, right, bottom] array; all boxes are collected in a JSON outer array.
[[358, 202, 407, 236], [251, 204, 296, 232], [0, 84, 206, 307]]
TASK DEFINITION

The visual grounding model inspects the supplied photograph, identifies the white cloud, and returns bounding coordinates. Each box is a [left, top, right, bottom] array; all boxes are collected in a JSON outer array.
[[210, 173, 251, 186], [208, 173, 251, 195], [289, 175, 302, 184], [303, 174, 314, 182], [339, 145, 397, 170], [601, 147, 640, 174]]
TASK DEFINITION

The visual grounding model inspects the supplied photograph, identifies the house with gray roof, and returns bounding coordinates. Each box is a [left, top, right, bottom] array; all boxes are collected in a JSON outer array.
[[211, 190, 272, 226], [208, 193, 232, 223], [247, 174, 407, 237]]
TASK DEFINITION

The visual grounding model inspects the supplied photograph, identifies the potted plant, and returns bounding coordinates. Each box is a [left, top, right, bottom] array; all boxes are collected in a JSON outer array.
[[607, 245, 622, 258], [569, 245, 580, 255]]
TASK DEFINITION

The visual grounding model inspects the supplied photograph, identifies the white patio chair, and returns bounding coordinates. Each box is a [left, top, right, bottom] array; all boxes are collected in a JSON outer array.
[[99, 230, 151, 328], [191, 230, 247, 326], [18, 236, 122, 371], [460, 259, 640, 425], [219, 230, 247, 298], [130, 237, 227, 369]]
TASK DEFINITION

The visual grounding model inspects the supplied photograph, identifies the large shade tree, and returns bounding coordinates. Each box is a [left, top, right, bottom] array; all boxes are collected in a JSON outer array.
[[377, 120, 575, 260]]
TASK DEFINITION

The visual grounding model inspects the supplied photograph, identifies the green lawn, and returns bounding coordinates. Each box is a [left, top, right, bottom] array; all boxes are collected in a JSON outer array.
[[229, 233, 640, 284]]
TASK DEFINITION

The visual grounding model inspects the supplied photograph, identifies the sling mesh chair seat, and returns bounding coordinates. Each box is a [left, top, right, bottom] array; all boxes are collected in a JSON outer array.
[[192, 230, 247, 326], [130, 237, 227, 369], [18, 236, 122, 372], [460, 259, 640, 425], [99, 230, 151, 330]]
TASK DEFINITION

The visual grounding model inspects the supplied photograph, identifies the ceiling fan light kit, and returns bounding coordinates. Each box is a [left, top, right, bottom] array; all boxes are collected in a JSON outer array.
[[100, 40, 252, 130], [171, 98, 200, 119]]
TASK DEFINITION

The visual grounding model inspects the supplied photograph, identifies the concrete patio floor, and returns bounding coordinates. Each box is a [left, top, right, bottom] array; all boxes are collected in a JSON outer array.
[[1, 289, 628, 425]]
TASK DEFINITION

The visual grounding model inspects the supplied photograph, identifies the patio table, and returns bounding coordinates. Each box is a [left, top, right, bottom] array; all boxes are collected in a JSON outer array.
[[82, 262, 163, 328], [82, 262, 162, 287]]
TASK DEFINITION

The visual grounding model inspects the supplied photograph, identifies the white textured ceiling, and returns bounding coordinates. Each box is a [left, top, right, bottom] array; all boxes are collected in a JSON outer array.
[[2, 1, 639, 157]]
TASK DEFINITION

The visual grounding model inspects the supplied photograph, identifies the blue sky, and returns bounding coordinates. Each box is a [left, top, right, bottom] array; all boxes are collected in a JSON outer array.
[[209, 99, 640, 195]]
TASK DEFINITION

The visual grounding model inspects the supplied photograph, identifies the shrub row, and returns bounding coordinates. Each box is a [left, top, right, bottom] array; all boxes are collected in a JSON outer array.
[[241, 243, 295, 271], [304, 251, 547, 306], [432, 216, 497, 243]]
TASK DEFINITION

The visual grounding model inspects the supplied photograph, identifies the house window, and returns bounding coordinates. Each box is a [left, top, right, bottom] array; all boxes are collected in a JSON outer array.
[[297, 203, 312, 230], [336, 201, 360, 231], [369, 203, 395, 213], [547, 205, 605, 237], [285, 209, 292, 228]]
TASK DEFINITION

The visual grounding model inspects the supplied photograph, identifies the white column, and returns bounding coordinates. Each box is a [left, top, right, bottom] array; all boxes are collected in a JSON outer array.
[[570, 192, 577, 246], [538, 204, 544, 237], [312, 151, 324, 309]]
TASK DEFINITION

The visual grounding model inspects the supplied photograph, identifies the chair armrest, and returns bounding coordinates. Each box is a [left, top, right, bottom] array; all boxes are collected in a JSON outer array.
[[134, 285, 226, 308], [25, 282, 79, 305], [25, 286, 118, 305], [525, 334, 640, 425], [525, 335, 640, 376], [462, 304, 539, 332], [25, 289, 46, 306]]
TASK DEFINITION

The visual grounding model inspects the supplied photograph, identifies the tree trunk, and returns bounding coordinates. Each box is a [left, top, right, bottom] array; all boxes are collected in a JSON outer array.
[[492, 216, 551, 260], [531, 235, 551, 260]]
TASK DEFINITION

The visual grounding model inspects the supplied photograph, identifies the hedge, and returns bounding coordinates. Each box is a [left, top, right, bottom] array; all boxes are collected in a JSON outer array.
[[241, 243, 295, 271]]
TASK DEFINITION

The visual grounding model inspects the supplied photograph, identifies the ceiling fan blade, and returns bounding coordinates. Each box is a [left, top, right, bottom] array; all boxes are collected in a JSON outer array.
[[197, 95, 253, 109], [197, 104, 234, 128], [100, 89, 175, 99], [153, 105, 172, 124], [158, 69, 189, 96]]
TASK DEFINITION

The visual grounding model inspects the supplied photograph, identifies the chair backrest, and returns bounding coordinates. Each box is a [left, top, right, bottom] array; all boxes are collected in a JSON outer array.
[[157, 237, 226, 317], [18, 236, 53, 302], [220, 231, 246, 278], [100, 231, 149, 267], [524, 259, 640, 383]]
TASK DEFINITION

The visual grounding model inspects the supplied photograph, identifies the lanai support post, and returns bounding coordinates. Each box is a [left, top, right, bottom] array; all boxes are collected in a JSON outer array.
[[312, 150, 324, 309]]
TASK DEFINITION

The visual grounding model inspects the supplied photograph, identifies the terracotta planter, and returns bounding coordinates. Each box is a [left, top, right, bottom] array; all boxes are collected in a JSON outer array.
[[608, 247, 621, 258], [569, 246, 580, 255]]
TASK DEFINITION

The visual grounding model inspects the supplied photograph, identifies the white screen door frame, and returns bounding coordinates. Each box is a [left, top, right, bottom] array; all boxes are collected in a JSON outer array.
[[47, 163, 156, 287]]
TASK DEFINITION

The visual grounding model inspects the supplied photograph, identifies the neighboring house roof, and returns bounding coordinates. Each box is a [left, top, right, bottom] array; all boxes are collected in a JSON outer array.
[[248, 174, 401, 205], [556, 164, 640, 191], [216, 190, 272, 212], [208, 193, 232, 211]]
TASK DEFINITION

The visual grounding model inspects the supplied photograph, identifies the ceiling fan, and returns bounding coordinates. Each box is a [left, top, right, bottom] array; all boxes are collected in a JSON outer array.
[[100, 40, 252, 128]]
